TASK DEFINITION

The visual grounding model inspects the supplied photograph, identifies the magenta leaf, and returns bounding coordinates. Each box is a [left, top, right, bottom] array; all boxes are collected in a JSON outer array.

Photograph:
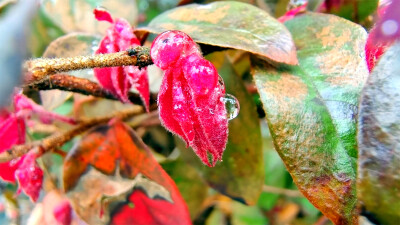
[[53, 200, 73, 225], [93, 10, 150, 111], [15, 151, 43, 202], [0, 111, 25, 183], [153, 31, 229, 167], [278, 2, 307, 23]]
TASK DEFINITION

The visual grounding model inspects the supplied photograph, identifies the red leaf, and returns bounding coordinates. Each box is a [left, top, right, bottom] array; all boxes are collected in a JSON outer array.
[[111, 190, 180, 225], [158, 55, 228, 167], [0, 112, 25, 183], [63, 120, 191, 225], [278, 2, 307, 23], [93, 8, 114, 23], [93, 11, 150, 111], [15, 151, 43, 202]]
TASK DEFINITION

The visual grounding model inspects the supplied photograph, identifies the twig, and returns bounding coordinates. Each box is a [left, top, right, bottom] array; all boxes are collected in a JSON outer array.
[[25, 74, 158, 106], [262, 185, 303, 198], [0, 107, 143, 163], [24, 46, 152, 83]]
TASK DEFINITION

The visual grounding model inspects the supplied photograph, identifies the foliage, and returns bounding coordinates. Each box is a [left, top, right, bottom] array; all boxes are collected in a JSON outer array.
[[0, 0, 399, 225]]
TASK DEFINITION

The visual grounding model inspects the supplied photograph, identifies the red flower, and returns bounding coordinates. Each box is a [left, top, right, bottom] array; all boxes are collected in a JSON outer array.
[[93, 9, 150, 111]]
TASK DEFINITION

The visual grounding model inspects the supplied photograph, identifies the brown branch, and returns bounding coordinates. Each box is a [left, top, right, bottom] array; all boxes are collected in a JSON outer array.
[[24, 46, 152, 83], [25, 74, 158, 106], [262, 185, 304, 198], [0, 107, 143, 163]]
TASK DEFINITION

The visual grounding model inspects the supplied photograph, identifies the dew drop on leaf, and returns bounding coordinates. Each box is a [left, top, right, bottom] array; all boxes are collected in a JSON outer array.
[[220, 94, 240, 120]]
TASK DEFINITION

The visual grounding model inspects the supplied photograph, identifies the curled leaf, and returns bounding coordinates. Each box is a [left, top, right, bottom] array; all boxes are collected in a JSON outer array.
[[93, 10, 150, 111]]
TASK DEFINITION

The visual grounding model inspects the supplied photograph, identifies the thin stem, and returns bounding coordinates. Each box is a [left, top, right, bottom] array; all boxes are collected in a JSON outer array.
[[262, 185, 303, 198], [0, 107, 143, 163], [24, 46, 152, 82], [25, 74, 158, 106]]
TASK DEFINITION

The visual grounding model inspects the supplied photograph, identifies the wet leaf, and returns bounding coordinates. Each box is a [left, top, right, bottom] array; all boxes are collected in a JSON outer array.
[[252, 13, 368, 224], [161, 158, 209, 219], [357, 42, 400, 224], [178, 52, 264, 205], [41, 33, 101, 110], [63, 119, 191, 225], [41, 0, 138, 34], [139, 1, 297, 65]]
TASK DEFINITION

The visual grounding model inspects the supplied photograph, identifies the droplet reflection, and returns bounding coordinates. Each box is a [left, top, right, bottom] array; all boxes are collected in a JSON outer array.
[[220, 94, 240, 120]]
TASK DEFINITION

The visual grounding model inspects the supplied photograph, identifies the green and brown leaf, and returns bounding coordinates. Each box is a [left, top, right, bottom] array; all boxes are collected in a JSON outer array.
[[252, 12, 368, 224], [138, 1, 298, 65], [357, 42, 400, 224]]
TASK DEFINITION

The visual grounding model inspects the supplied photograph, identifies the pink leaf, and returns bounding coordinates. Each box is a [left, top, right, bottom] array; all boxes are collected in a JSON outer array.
[[93, 8, 114, 23], [53, 200, 72, 225], [14, 94, 76, 125], [15, 151, 43, 202], [278, 2, 308, 23], [93, 11, 150, 110], [0, 112, 25, 183]]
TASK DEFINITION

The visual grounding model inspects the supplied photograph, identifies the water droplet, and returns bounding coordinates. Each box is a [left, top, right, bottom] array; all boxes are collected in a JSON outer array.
[[220, 94, 240, 120]]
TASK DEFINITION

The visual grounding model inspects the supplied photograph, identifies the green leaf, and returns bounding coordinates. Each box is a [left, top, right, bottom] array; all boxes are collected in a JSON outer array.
[[178, 52, 264, 205], [320, 0, 378, 22], [252, 13, 368, 224], [257, 121, 289, 211], [161, 158, 209, 219], [357, 42, 400, 224], [139, 1, 298, 65]]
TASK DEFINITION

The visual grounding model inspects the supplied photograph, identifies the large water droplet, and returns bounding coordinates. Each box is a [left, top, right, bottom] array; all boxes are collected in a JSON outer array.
[[220, 94, 240, 120]]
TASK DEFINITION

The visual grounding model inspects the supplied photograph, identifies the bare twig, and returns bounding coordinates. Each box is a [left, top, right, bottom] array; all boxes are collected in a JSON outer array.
[[25, 74, 158, 106], [262, 185, 303, 198], [24, 46, 152, 83], [0, 107, 143, 163]]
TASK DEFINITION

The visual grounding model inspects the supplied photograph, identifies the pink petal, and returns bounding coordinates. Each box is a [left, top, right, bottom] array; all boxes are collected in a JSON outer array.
[[0, 113, 26, 183], [278, 2, 308, 23], [53, 200, 72, 225], [125, 66, 150, 112], [93, 8, 114, 23], [15, 151, 43, 202], [14, 94, 76, 124]]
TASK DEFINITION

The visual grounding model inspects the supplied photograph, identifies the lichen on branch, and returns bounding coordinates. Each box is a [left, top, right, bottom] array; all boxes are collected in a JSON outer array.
[[24, 46, 153, 82]]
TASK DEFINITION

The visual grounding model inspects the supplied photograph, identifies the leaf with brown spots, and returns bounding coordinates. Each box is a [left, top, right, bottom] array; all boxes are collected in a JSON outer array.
[[357, 42, 400, 224], [63, 119, 191, 225], [252, 13, 368, 224], [137, 1, 297, 65], [177, 52, 264, 205]]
